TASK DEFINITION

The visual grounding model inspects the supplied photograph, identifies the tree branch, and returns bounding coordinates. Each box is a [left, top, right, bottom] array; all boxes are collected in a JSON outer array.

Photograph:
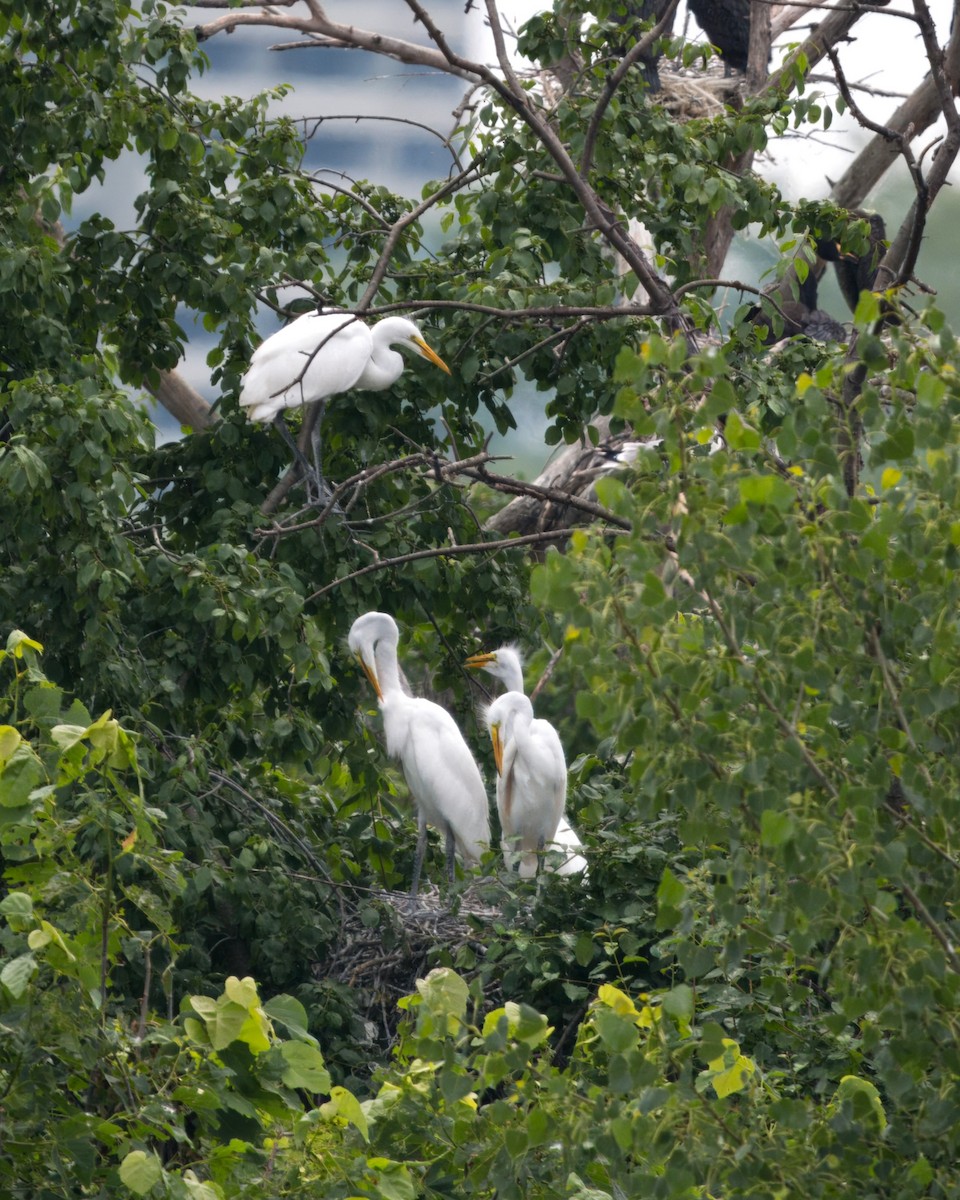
[[193, 1, 482, 81], [306, 528, 582, 600], [143, 369, 217, 430], [580, 0, 682, 179]]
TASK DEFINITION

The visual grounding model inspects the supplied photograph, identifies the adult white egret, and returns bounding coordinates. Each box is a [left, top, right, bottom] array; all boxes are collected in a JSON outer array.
[[465, 645, 588, 877], [239, 312, 451, 501], [484, 691, 566, 879], [348, 611, 489, 899]]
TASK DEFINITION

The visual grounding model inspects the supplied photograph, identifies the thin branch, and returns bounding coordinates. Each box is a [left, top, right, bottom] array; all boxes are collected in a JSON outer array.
[[580, 0, 681, 179], [699, 574, 841, 798], [867, 625, 934, 790], [356, 155, 485, 309], [466, 463, 633, 531], [405, 0, 689, 331], [307, 528, 583, 601], [193, 2, 481, 82], [257, 450, 503, 535], [208, 768, 343, 911], [899, 880, 960, 973]]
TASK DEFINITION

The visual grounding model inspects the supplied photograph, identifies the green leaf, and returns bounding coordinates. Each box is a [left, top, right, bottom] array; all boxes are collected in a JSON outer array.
[[263, 993, 313, 1041], [738, 474, 796, 511], [0, 953, 37, 998], [724, 410, 761, 450], [833, 1075, 887, 1129], [118, 1150, 163, 1196], [0, 726, 22, 764], [0, 746, 44, 807], [321, 1085, 369, 1143], [279, 1041, 331, 1093], [416, 967, 469, 1032], [661, 984, 694, 1024], [363, 1159, 416, 1200], [760, 809, 794, 847], [6, 630, 43, 657], [703, 1038, 756, 1098]]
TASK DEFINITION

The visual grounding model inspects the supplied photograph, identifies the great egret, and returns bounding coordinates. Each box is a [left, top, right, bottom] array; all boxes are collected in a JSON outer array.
[[239, 312, 451, 501], [484, 691, 566, 879], [348, 611, 489, 898], [466, 645, 588, 877]]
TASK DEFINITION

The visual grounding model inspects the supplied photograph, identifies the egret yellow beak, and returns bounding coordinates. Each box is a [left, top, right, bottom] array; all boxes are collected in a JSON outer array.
[[490, 723, 504, 776], [413, 335, 452, 375], [356, 653, 383, 701], [465, 651, 496, 670]]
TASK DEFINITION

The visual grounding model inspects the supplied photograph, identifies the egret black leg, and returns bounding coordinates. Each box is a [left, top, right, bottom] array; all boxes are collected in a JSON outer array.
[[270, 410, 338, 510], [271, 413, 313, 481], [308, 407, 327, 499], [444, 827, 456, 885], [409, 817, 428, 903]]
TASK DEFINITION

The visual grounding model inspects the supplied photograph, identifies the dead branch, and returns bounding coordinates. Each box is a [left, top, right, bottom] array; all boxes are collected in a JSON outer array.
[[192, 1, 481, 82], [306, 528, 585, 601]]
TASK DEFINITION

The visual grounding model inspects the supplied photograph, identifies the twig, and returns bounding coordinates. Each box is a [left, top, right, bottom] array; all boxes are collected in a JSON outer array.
[[899, 881, 960, 973], [580, 0, 682, 179], [307, 528, 583, 601], [466, 463, 633, 531], [257, 451, 503, 536], [208, 769, 345, 923], [867, 625, 934, 790], [530, 646, 564, 705], [357, 154, 485, 309]]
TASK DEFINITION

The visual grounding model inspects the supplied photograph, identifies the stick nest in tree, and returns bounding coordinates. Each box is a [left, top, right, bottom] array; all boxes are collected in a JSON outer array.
[[319, 885, 501, 1042], [659, 58, 742, 120]]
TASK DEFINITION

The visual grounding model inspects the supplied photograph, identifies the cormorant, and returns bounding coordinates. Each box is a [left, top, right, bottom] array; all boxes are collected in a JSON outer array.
[[817, 212, 887, 315], [608, 0, 676, 92], [687, 0, 764, 74]]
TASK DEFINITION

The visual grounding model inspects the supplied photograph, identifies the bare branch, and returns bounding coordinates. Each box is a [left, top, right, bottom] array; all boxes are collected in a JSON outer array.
[[143, 369, 217, 430], [899, 881, 960, 974], [830, 2, 960, 210], [193, 2, 482, 82], [747, 0, 772, 93], [306, 528, 583, 600], [466, 463, 633, 531]]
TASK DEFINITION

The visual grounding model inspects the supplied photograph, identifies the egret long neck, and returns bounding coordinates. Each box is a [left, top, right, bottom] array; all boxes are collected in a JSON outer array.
[[374, 636, 404, 698]]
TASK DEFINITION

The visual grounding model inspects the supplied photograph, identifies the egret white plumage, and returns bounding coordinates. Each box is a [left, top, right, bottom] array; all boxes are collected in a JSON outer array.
[[239, 312, 450, 501], [466, 644, 588, 877], [484, 691, 566, 879], [348, 611, 489, 898]]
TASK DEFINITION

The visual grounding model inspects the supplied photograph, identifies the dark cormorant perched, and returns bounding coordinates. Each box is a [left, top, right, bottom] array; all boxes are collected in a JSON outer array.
[[817, 212, 888, 314], [748, 256, 847, 346], [687, 0, 761, 74], [608, 0, 676, 92]]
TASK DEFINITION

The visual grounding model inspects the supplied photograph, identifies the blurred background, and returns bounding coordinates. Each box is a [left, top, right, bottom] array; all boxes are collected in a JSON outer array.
[[68, 1, 960, 467]]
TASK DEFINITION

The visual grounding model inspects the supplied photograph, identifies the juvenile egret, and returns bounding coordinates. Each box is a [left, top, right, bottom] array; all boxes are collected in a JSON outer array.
[[485, 691, 566, 879], [348, 611, 489, 898], [239, 312, 451, 500], [466, 645, 588, 877]]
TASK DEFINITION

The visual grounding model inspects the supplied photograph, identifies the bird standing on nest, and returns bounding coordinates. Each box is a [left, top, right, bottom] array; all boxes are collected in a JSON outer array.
[[348, 611, 490, 900], [465, 645, 588, 877], [484, 690, 567, 879], [239, 312, 450, 504]]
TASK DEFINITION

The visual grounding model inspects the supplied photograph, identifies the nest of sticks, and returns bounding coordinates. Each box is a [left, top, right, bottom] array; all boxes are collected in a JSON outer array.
[[318, 883, 505, 1045], [659, 57, 743, 119]]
